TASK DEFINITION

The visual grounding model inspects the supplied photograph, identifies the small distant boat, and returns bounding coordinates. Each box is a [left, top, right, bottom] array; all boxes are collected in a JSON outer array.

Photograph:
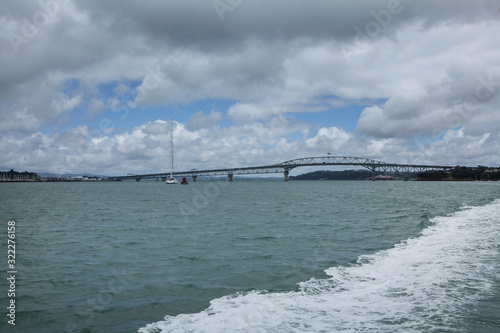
[[181, 177, 188, 185]]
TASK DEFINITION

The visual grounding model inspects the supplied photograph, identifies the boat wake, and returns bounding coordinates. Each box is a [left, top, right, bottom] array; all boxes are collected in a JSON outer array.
[[138, 199, 500, 333]]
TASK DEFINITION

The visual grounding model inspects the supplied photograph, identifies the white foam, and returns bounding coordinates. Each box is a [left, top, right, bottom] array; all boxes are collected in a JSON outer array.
[[139, 200, 500, 333]]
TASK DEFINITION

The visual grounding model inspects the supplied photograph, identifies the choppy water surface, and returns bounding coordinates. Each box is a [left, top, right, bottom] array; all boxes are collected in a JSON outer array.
[[0, 180, 499, 332]]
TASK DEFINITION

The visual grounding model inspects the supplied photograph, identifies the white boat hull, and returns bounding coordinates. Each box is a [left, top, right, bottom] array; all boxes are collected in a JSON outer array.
[[165, 178, 178, 184]]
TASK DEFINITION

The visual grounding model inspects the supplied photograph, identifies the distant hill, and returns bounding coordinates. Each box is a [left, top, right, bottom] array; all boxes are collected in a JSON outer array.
[[291, 170, 373, 180], [417, 166, 500, 181], [37, 172, 106, 178], [291, 170, 417, 181]]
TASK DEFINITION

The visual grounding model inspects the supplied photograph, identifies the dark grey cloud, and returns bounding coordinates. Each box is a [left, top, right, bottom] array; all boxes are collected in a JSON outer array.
[[1, 0, 499, 173], [72, 0, 499, 48]]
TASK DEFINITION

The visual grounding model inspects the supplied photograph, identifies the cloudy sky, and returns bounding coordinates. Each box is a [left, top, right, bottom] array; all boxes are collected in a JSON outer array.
[[1, 0, 499, 176]]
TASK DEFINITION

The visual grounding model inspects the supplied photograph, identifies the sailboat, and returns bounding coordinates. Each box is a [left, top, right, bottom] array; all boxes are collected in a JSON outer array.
[[165, 119, 178, 184]]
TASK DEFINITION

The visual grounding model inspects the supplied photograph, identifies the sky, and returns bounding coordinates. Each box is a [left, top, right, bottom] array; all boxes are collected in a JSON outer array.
[[1, 0, 499, 176]]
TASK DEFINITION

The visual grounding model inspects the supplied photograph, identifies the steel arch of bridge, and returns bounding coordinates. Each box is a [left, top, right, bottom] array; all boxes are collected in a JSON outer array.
[[112, 156, 454, 180], [277, 156, 453, 173]]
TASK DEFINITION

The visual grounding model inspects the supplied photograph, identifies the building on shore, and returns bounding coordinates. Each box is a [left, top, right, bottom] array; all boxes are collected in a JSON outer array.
[[0, 169, 40, 181]]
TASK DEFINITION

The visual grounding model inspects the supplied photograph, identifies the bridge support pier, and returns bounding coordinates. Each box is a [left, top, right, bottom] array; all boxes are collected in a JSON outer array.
[[228, 174, 233, 181], [372, 169, 375, 181], [192, 176, 197, 182], [284, 169, 289, 181]]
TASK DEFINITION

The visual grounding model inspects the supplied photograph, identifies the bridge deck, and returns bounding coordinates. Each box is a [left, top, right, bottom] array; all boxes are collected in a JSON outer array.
[[111, 156, 454, 180]]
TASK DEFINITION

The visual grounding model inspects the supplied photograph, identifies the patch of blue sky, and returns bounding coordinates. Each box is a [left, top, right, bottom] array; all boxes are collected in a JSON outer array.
[[406, 129, 450, 149], [260, 130, 304, 151], [285, 130, 309, 142], [45, 79, 140, 135], [5, 101, 16, 111], [46, 82, 386, 139], [62, 78, 80, 96], [292, 97, 386, 133], [65, 97, 238, 136], [153, 98, 237, 128], [114, 98, 234, 129], [293, 105, 363, 133], [181, 98, 237, 126], [95, 80, 142, 103]]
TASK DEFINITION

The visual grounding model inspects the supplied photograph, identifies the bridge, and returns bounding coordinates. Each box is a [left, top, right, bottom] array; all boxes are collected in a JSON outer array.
[[111, 156, 454, 181]]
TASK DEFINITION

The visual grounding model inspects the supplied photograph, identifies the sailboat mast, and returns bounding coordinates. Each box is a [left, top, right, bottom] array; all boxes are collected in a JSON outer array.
[[170, 118, 174, 176]]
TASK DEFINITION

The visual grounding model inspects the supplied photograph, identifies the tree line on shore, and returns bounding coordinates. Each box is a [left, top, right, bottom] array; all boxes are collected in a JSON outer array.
[[290, 167, 500, 181], [417, 166, 500, 181], [290, 170, 413, 180]]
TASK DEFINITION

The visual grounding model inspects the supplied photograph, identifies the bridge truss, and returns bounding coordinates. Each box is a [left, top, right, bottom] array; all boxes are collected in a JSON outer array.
[[111, 156, 454, 181]]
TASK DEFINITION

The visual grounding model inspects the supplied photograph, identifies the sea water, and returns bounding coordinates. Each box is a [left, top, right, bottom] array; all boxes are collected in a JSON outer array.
[[0, 180, 499, 332]]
